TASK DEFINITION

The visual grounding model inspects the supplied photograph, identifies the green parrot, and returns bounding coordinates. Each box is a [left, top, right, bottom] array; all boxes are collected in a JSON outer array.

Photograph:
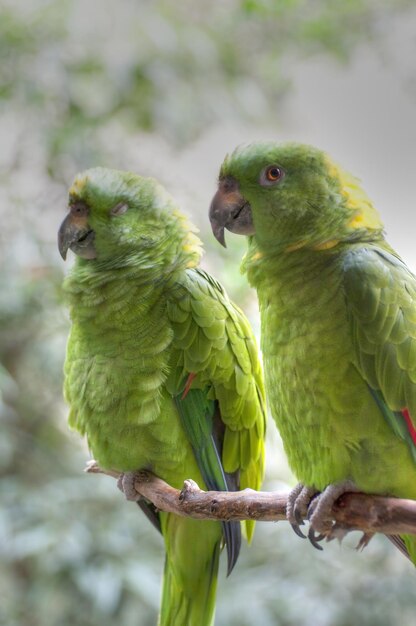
[[58, 167, 266, 626], [209, 141, 416, 563]]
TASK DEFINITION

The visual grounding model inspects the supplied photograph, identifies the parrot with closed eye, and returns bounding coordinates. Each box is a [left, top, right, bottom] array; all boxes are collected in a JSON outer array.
[[58, 167, 266, 626], [209, 141, 416, 563]]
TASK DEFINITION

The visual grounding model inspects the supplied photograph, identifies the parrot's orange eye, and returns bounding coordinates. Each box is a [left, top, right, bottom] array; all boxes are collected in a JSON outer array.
[[259, 165, 285, 187], [266, 167, 282, 181]]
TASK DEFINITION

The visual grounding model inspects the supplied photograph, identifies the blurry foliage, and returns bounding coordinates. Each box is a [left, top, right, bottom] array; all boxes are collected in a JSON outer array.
[[1, 0, 415, 625], [0, 0, 412, 170]]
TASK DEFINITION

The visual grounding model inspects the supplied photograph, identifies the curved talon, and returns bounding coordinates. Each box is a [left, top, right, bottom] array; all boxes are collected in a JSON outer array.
[[287, 483, 324, 542], [291, 523, 307, 539], [307, 527, 325, 551], [294, 506, 305, 526]]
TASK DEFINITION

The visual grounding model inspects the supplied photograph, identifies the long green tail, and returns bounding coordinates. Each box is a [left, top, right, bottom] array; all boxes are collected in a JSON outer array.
[[158, 514, 222, 626]]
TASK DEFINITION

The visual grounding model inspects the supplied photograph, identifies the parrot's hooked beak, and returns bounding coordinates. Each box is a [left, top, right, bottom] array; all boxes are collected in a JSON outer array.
[[209, 177, 255, 247], [58, 204, 96, 260]]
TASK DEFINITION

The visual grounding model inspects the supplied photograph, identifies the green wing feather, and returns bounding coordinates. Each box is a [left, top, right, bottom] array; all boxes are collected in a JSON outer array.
[[174, 388, 241, 575], [167, 267, 266, 544], [343, 245, 416, 457], [174, 389, 224, 491]]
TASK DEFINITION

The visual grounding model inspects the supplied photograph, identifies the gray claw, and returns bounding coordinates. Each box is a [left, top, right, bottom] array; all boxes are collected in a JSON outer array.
[[308, 527, 325, 551], [291, 523, 307, 539], [286, 483, 320, 541], [294, 506, 305, 526]]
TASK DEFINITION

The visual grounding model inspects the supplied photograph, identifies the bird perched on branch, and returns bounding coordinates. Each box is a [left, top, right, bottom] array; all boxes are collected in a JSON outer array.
[[58, 167, 266, 626], [210, 141, 416, 564]]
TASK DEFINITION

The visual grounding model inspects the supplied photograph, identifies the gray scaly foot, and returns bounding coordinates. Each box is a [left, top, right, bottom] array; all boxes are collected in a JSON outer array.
[[117, 471, 142, 501], [308, 480, 359, 546], [286, 483, 320, 540]]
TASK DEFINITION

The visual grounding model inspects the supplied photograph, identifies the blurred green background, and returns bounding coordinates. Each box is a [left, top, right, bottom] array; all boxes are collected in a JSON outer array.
[[1, 1, 416, 625]]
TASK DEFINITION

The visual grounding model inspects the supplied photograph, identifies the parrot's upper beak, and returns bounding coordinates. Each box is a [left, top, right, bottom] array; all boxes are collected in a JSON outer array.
[[58, 208, 96, 260], [209, 177, 255, 248]]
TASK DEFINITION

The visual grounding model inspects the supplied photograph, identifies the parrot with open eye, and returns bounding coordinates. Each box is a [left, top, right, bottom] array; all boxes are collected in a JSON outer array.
[[58, 167, 266, 626], [209, 141, 416, 564]]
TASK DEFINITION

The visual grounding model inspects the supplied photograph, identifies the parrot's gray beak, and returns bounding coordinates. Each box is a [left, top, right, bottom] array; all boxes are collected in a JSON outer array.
[[209, 177, 255, 248], [58, 210, 96, 260]]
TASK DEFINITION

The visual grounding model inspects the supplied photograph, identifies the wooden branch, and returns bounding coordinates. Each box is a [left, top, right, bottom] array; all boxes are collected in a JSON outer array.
[[85, 461, 416, 537]]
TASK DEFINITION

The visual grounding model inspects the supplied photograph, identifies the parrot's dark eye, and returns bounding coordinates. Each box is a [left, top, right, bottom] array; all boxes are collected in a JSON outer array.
[[70, 201, 89, 216], [260, 165, 285, 187], [111, 202, 128, 216]]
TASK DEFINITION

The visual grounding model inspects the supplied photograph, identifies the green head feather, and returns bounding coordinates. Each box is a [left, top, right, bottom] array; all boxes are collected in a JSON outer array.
[[218, 142, 384, 254], [66, 167, 202, 271]]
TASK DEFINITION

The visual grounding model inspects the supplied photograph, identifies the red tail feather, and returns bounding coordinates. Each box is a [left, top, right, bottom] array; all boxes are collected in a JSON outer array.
[[182, 372, 196, 400], [402, 408, 416, 446]]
